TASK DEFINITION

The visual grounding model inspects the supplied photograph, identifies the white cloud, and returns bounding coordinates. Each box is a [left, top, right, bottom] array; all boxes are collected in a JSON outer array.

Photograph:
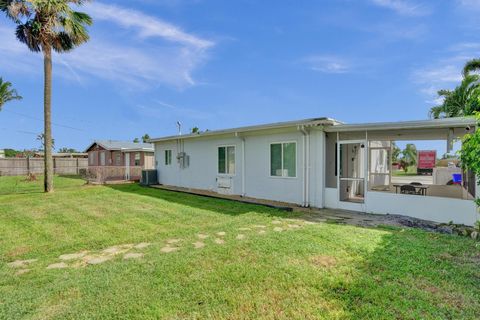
[[86, 2, 213, 49], [0, 2, 215, 89], [370, 0, 430, 16], [137, 100, 212, 120], [303, 55, 351, 74], [412, 42, 480, 104], [414, 65, 463, 85], [457, 0, 480, 9]]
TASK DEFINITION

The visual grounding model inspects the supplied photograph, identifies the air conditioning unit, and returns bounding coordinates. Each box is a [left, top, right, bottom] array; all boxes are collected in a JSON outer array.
[[217, 176, 233, 195]]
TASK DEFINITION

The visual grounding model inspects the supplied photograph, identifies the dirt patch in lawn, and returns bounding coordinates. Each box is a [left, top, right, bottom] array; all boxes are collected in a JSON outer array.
[[416, 279, 466, 309], [310, 255, 337, 268], [5, 246, 31, 258]]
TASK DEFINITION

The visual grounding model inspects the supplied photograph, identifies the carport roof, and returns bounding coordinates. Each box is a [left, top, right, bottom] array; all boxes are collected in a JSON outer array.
[[323, 117, 476, 132]]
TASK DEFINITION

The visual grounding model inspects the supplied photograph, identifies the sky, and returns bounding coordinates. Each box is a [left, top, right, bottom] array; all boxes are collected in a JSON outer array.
[[1, 0, 480, 152]]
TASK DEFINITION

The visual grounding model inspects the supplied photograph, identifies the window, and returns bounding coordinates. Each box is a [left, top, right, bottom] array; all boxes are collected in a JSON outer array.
[[89, 152, 94, 165], [134, 152, 141, 166], [218, 146, 235, 174], [115, 152, 122, 166], [270, 142, 296, 177], [100, 151, 105, 166], [165, 150, 172, 165]]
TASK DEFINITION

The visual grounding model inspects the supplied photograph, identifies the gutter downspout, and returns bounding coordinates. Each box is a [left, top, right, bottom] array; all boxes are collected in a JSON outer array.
[[236, 131, 246, 197], [241, 137, 246, 197], [299, 126, 310, 207]]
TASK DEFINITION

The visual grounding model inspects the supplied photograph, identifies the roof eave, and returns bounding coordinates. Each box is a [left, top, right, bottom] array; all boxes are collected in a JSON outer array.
[[149, 117, 341, 143]]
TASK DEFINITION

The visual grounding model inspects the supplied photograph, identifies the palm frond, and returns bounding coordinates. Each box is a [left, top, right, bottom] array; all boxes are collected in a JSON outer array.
[[463, 58, 480, 77], [16, 22, 41, 52]]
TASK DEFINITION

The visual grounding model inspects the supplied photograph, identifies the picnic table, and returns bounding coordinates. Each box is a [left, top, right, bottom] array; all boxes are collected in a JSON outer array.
[[393, 184, 429, 196]]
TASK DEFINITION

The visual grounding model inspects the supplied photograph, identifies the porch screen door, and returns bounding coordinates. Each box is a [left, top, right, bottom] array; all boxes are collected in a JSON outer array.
[[338, 141, 366, 204]]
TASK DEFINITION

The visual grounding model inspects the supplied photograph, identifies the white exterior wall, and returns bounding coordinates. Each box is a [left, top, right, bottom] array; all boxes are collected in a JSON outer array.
[[153, 127, 477, 226], [154, 137, 243, 193], [154, 128, 325, 207]]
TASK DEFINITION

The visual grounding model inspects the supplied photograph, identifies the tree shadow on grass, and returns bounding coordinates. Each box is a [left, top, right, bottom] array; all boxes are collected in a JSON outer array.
[[0, 175, 87, 196], [320, 228, 480, 318], [107, 184, 296, 218]]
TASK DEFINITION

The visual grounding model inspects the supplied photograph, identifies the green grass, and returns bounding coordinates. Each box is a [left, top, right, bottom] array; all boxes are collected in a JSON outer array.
[[0, 175, 86, 195], [1, 176, 479, 319], [393, 166, 419, 176]]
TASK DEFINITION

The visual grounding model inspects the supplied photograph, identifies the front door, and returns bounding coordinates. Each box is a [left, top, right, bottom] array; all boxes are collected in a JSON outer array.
[[337, 140, 367, 211]]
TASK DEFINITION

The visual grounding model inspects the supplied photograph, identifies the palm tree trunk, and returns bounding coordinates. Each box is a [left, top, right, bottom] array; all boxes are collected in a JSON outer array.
[[43, 47, 54, 192]]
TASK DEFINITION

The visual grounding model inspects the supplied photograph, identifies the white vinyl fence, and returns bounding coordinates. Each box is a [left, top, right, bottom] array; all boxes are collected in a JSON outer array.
[[0, 158, 88, 176]]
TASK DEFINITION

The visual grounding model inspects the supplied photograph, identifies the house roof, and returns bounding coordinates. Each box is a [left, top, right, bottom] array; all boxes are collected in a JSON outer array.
[[85, 140, 154, 152], [149, 116, 477, 142], [149, 117, 341, 142]]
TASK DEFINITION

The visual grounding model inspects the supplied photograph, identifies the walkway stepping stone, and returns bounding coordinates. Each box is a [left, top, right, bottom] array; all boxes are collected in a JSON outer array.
[[134, 242, 151, 249], [15, 269, 31, 275], [102, 245, 133, 255], [216, 232, 226, 236], [273, 227, 283, 232], [124, 253, 144, 260], [214, 238, 225, 245], [258, 230, 267, 235], [167, 239, 181, 244], [59, 252, 87, 261], [288, 224, 301, 229], [253, 225, 267, 229], [47, 262, 68, 269], [7, 259, 37, 268], [272, 221, 282, 225], [85, 256, 112, 265], [161, 246, 179, 253], [197, 234, 209, 239], [236, 234, 246, 240], [193, 241, 205, 249]]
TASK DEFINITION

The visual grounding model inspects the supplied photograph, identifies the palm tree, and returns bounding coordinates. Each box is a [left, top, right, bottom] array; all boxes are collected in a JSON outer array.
[[0, 78, 22, 110], [402, 143, 417, 171], [463, 58, 480, 77], [1, 1, 92, 192], [429, 75, 480, 119]]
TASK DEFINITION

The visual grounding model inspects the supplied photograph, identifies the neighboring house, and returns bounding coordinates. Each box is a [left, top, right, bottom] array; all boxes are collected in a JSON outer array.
[[150, 117, 479, 226], [85, 141, 154, 181], [0, 149, 5, 158]]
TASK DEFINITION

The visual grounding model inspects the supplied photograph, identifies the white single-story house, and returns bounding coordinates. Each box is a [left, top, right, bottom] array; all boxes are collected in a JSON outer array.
[[150, 117, 479, 226]]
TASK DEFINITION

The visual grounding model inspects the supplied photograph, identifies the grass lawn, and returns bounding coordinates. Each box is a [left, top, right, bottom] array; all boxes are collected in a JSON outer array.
[[1, 176, 479, 319]]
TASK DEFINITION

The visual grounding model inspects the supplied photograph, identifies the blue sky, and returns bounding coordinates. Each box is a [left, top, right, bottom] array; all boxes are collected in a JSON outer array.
[[1, 0, 480, 152]]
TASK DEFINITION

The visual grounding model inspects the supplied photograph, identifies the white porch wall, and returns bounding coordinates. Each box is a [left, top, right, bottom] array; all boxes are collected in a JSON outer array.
[[324, 187, 478, 226]]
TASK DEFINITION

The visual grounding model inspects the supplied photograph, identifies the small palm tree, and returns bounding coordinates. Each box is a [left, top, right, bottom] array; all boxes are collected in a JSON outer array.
[[402, 144, 417, 171], [429, 75, 480, 119], [0, 78, 22, 110], [1, 0, 92, 192]]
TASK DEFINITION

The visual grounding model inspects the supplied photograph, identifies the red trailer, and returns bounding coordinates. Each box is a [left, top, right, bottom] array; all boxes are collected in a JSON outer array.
[[417, 150, 437, 175]]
